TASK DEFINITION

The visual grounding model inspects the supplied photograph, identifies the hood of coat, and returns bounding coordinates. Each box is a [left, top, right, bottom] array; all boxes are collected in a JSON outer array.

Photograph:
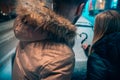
[[92, 32, 120, 64], [14, 0, 76, 47]]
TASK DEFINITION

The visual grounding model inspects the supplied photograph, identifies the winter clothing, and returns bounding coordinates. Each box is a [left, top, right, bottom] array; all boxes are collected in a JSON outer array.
[[87, 32, 120, 80], [12, 0, 76, 80]]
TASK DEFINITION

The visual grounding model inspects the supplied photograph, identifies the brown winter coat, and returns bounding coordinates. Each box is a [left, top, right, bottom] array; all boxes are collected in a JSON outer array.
[[12, 0, 76, 80]]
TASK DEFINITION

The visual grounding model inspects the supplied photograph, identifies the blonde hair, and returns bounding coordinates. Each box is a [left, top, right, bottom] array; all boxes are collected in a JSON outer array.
[[92, 10, 120, 44], [88, 10, 120, 55]]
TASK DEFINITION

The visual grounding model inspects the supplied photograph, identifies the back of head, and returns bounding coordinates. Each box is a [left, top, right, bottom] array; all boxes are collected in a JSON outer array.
[[93, 10, 120, 44], [43, 0, 88, 10], [54, 0, 88, 23], [53, 0, 87, 10]]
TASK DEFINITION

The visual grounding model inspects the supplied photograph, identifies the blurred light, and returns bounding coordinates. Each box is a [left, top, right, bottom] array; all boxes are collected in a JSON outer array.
[[99, 0, 102, 3], [113, 0, 118, 2], [3, 13, 6, 16], [0, 11, 3, 13], [111, 0, 118, 8]]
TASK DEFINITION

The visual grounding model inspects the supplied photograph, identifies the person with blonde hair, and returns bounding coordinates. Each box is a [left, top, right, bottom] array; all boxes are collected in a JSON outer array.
[[12, 0, 87, 80], [87, 10, 120, 80]]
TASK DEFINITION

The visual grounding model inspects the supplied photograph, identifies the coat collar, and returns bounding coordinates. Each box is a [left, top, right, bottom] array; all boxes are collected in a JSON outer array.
[[92, 32, 120, 60], [15, 0, 76, 47]]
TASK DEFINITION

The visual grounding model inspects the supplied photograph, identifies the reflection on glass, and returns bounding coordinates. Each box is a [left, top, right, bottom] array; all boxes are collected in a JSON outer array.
[[95, 0, 106, 10], [111, 0, 118, 8], [88, 0, 119, 16]]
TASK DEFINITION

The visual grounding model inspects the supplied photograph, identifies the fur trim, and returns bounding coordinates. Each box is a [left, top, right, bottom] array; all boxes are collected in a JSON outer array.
[[15, 0, 76, 47]]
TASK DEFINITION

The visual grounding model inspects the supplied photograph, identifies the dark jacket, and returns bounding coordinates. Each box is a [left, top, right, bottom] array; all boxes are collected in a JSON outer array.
[[12, 0, 76, 80], [87, 32, 120, 80]]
